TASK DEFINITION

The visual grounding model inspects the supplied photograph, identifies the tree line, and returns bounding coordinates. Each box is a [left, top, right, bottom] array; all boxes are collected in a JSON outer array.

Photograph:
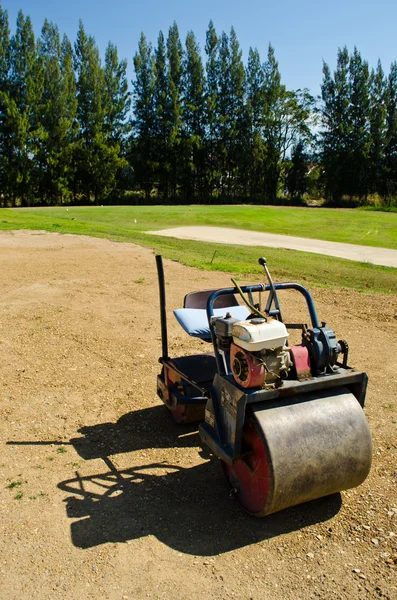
[[0, 7, 396, 207], [0, 8, 129, 206]]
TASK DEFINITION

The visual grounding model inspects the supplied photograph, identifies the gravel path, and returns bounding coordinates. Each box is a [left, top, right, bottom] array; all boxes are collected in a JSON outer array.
[[147, 226, 397, 268]]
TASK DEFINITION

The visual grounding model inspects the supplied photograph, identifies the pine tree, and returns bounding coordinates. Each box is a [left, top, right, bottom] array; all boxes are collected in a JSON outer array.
[[8, 10, 43, 205], [103, 42, 130, 196], [166, 21, 183, 200], [0, 4, 10, 205], [36, 20, 78, 204], [215, 28, 247, 197], [203, 20, 219, 199], [216, 31, 230, 196], [103, 42, 130, 144], [60, 34, 78, 202], [320, 47, 351, 203], [227, 27, 246, 198], [261, 44, 283, 200], [245, 47, 265, 199], [321, 47, 372, 203], [0, 4, 9, 84], [153, 31, 170, 200], [180, 30, 206, 200], [384, 61, 397, 202], [74, 21, 125, 203], [347, 47, 371, 200], [75, 20, 103, 201], [132, 32, 155, 199], [369, 60, 387, 196]]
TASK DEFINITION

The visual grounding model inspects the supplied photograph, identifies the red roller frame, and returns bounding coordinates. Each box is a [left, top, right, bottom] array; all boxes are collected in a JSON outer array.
[[221, 415, 271, 516]]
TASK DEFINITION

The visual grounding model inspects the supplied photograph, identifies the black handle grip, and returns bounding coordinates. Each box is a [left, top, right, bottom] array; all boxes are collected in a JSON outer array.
[[258, 257, 267, 266]]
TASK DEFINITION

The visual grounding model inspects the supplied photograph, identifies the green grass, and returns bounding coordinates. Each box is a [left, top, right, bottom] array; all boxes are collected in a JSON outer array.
[[0, 205, 396, 294], [1, 204, 396, 247]]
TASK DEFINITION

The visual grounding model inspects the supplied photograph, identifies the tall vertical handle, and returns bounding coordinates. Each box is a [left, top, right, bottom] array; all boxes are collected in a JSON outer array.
[[155, 255, 169, 361]]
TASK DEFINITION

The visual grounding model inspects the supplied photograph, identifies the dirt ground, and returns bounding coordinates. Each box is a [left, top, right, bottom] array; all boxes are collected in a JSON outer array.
[[0, 230, 396, 600]]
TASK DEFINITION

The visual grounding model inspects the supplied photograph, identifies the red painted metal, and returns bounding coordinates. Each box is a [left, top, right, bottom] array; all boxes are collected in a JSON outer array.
[[163, 364, 184, 422], [169, 404, 186, 423], [230, 343, 265, 388], [163, 363, 204, 424], [289, 344, 312, 381], [221, 415, 270, 516]]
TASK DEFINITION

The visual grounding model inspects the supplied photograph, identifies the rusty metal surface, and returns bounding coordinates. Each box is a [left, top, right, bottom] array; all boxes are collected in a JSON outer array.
[[251, 386, 372, 516]]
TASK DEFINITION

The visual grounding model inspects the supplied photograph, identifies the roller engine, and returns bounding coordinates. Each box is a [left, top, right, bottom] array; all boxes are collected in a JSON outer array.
[[214, 315, 291, 388], [213, 312, 346, 389]]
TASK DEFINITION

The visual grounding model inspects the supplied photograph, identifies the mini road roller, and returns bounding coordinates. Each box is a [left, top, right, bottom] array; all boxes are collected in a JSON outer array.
[[155, 255, 372, 516]]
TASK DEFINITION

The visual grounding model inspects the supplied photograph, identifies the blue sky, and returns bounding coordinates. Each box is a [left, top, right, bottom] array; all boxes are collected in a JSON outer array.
[[2, 0, 397, 97]]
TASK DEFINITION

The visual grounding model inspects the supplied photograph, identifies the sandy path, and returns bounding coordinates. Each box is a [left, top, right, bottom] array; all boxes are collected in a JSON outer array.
[[0, 230, 396, 600], [147, 226, 397, 268]]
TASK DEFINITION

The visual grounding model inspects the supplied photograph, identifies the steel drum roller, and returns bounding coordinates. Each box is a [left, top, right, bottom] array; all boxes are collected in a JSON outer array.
[[223, 386, 372, 516]]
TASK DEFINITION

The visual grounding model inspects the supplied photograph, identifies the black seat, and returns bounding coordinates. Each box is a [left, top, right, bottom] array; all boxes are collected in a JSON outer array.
[[183, 288, 238, 310]]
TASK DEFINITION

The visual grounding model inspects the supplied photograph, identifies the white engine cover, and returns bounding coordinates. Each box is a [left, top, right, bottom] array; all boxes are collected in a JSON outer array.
[[232, 318, 289, 351]]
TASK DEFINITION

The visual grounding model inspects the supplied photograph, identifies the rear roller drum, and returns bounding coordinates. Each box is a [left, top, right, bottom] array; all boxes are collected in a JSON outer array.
[[222, 387, 372, 517]]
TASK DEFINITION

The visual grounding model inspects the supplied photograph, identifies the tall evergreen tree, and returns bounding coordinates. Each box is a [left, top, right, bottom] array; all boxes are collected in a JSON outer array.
[[347, 47, 371, 200], [8, 10, 43, 205], [261, 44, 283, 200], [102, 42, 130, 195], [384, 61, 397, 202], [214, 28, 246, 197], [216, 31, 230, 196], [180, 30, 206, 199], [320, 47, 351, 203], [321, 47, 373, 203], [103, 41, 130, 144], [0, 4, 9, 84], [369, 60, 387, 196], [36, 21, 78, 203], [203, 20, 219, 199], [74, 20, 103, 201], [132, 32, 155, 199], [0, 4, 10, 205], [74, 21, 125, 202], [245, 47, 265, 199], [166, 21, 183, 200], [227, 27, 246, 197], [153, 30, 170, 199], [60, 34, 78, 201]]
